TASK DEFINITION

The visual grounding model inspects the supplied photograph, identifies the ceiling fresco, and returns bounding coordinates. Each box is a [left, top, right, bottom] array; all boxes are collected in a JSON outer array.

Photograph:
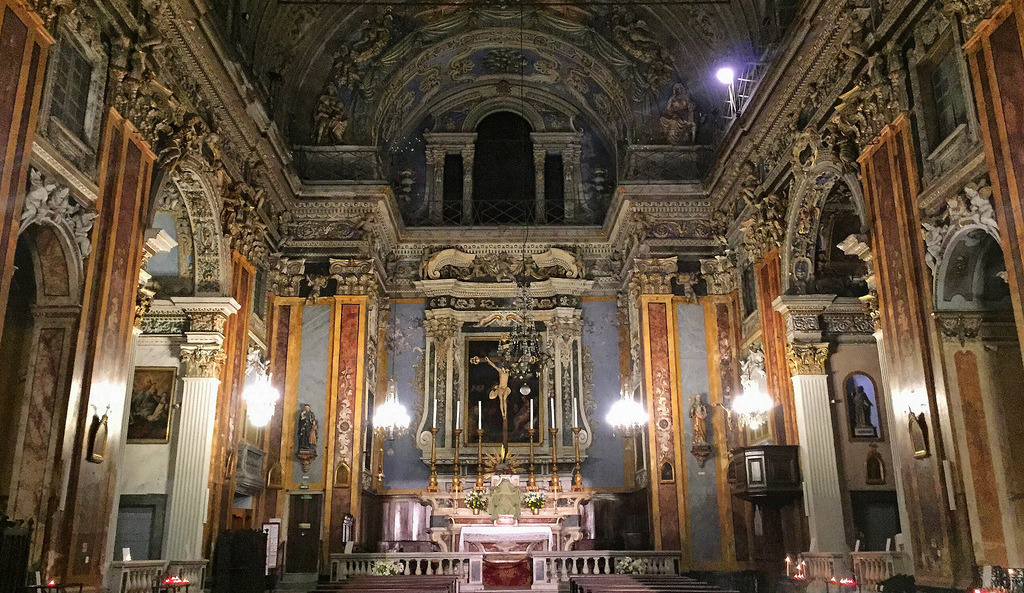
[[214, 0, 787, 149]]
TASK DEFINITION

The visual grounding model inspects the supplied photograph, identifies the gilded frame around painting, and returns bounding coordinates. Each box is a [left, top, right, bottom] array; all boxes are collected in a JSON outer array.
[[127, 367, 177, 443]]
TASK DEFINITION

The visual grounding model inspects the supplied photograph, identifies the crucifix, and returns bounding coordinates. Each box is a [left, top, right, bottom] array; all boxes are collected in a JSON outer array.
[[471, 355, 512, 446]]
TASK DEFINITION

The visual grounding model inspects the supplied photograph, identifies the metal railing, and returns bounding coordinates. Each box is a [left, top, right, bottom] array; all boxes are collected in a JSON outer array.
[[619, 145, 713, 182], [293, 145, 382, 182]]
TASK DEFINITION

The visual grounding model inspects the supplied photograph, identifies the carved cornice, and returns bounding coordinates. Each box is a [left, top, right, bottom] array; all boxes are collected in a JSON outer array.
[[773, 294, 836, 342], [785, 342, 830, 375], [171, 296, 241, 341]]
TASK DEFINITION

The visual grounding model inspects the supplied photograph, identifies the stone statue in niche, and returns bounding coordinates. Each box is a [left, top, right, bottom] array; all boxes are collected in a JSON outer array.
[[296, 403, 319, 471], [845, 373, 879, 438], [908, 411, 930, 458], [660, 83, 697, 145]]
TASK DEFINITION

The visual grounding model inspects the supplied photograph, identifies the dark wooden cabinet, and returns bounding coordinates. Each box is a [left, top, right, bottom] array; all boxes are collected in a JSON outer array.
[[728, 445, 802, 502]]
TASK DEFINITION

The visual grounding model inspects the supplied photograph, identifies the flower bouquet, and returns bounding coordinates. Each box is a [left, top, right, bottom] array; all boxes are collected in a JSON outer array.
[[373, 559, 405, 576], [523, 491, 545, 514], [466, 490, 488, 514], [615, 556, 649, 575]]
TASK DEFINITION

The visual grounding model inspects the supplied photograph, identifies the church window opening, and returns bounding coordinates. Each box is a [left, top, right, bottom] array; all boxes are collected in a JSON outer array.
[[928, 47, 967, 143], [472, 112, 536, 225], [49, 40, 93, 140], [442, 154, 464, 224], [544, 154, 565, 224]]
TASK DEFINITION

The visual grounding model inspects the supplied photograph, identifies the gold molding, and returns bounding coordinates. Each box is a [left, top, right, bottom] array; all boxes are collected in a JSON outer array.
[[785, 342, 830, 376]]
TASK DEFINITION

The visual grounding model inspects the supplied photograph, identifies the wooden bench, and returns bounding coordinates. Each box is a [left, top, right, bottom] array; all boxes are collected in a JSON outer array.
[[318, 575, 459, 593], [571, 574, 740, 593]]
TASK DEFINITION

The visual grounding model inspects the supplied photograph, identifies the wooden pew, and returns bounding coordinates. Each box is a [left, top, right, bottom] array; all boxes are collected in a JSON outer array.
[[570, 574, 740, 593], [318, 575, 459, 593]]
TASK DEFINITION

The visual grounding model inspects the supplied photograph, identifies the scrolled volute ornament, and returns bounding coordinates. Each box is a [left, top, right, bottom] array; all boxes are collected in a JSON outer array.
[[700, 254, 738, 295]]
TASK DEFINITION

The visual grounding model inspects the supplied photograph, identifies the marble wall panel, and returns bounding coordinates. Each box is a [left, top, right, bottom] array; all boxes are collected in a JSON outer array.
[[383, 301, 430, 490], [580, 299, 624, 489], [292, 304, 331, 484]]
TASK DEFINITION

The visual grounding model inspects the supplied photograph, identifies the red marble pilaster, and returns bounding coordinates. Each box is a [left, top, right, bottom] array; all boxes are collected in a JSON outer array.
[[328, 302, 363, 552], [0, 0, 51, 340]]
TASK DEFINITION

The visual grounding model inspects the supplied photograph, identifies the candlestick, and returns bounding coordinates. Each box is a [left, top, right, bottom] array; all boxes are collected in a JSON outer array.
[[427, 427, 439, 492], [475, 428, 485, 491], [571, 426, 584, 491], [527, 428, 538, 491], [432, 397, 438, 428], [572, 397, 578, 428], [451, 428, 463, 493], [530, 399, 534, 430], [549, 426, 562, 492]]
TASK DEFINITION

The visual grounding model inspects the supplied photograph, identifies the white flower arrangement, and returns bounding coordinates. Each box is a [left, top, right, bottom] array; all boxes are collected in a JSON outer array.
[[372, 559, 405, 576], [522, 491, 546, 510], [615, 556, 649, 575], [465, 490, 488, 511]]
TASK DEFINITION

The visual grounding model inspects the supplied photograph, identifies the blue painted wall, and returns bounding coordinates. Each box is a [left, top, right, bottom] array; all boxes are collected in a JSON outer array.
[[383, 302, 431, 489], [581, 300, 625, 489], [675, 302, 723, 564], [292, 304, 331, 484]]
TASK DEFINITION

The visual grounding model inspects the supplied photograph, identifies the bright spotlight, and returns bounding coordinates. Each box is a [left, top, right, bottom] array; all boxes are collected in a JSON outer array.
[[716, 67, 735, 85]]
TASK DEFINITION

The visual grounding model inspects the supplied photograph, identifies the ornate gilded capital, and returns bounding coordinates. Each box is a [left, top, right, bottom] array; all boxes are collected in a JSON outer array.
[[741, 191, 788, 263], [628, 256, 679, 296], [269, 257, 305, 296], [785, 343, 830, 376], [699, 255, 738, 295], [329, 257, 379, 296], [171, 296, 240, 340], [934, 313, 983, 346], [180, 344, 226, 378], [424, 315, 461, 341]]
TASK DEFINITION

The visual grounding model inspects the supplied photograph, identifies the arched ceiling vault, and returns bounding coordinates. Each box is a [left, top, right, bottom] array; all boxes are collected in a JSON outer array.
[[213, 0, 781, 148]]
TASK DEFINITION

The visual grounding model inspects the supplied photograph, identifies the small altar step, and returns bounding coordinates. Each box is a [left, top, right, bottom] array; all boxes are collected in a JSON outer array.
[[570, 574, 741, 593]]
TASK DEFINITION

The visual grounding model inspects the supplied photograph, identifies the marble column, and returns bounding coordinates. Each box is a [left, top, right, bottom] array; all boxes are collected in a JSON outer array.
[[787, 342, 847, 553], [774, 296, 847, 554], [164, 298, 239, 560], [426, 148, 445, 224]]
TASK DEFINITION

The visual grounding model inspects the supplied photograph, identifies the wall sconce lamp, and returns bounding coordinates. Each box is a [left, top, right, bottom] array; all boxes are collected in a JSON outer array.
[[86, 404, 110, 463]]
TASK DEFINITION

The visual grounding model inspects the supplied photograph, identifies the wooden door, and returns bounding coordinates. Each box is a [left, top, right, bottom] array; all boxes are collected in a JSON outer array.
[[285, 493, 322, 574]]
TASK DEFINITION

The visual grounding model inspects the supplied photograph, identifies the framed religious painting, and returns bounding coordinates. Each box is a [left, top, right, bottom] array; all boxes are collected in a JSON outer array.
[[466, 338, 539, 445], [127, 367, 177, 443]]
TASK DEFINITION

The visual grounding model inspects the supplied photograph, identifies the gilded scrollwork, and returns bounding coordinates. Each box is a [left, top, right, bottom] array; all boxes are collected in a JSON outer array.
[[785, 342, 830, 376]]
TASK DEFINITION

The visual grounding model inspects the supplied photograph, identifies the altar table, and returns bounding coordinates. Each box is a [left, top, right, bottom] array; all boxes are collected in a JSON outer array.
[[458, 525, 554, 553]]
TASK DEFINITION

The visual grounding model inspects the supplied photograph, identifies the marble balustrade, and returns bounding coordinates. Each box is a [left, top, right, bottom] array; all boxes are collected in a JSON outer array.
[[107, 559, 208, 593]]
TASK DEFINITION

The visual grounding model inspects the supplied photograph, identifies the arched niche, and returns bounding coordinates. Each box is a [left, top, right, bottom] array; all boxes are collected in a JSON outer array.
[[151, 159, 230, 296], [0, 221, 83, 569], [781, 158, 868, 295], [934, 227, 1010, 312]]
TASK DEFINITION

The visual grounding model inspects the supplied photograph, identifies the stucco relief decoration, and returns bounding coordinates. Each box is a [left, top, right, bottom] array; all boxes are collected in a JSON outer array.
[[823, 50, 903, 160], [21, 168, 97, 258], [785, 343, 830, 376], [420, 247, 585, 281], [172, 169, 224, 294], [934, 313, 984, 345], [739, 347, 766, 387], [740, 165, 788, 263], [921, 180, 999, 274], [221, 179, 269, 263], [608, 6, 674, 97], [652, 367, 674, 461]]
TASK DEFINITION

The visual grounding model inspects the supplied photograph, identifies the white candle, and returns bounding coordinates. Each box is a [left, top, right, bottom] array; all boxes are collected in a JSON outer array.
[[477, 404, 482, 431], [456, 399, 461, 429], [573, 398, 578, 428], [530, 399, 534, 430], [549, 397, 555, 427], [432, 397, 437, 428]]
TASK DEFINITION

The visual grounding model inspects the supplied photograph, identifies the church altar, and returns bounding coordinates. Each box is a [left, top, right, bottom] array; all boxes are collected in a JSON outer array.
[[459, 524, 554, 553], [419, 478, 588, 552]]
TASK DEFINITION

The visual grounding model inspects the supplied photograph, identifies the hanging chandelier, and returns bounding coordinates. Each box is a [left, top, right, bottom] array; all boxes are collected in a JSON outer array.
[[606, 389, 649, 438], [373, 379, 411, 441], [730, 383, 775, 431], [496, 281, 551, 383]]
